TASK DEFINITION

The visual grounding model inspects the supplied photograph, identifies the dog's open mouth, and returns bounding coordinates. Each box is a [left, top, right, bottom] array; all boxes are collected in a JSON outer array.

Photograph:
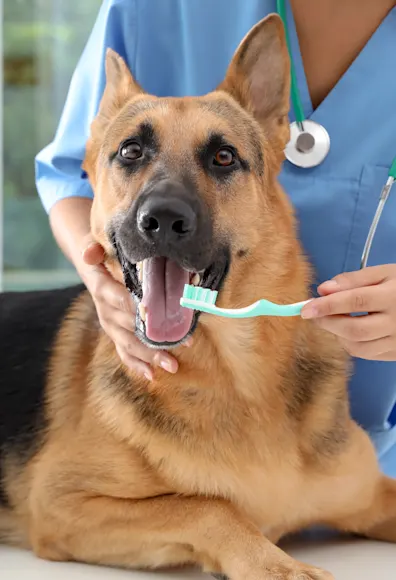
[[113, 238, 229, 347], [137, 257, 197, 344]]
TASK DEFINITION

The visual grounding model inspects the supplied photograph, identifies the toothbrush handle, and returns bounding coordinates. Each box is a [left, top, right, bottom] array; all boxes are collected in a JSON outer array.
[[258, 299, 311, 317], [180, 298, 311, 318]]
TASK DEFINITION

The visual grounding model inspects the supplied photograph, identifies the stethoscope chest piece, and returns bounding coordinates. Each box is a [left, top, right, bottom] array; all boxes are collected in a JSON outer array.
[[285, 120, 331, 168]]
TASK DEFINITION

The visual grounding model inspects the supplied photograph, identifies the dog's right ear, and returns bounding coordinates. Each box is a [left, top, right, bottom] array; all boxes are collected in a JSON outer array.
[[83, 49, 143, 180], [91, 48, 144, 139]]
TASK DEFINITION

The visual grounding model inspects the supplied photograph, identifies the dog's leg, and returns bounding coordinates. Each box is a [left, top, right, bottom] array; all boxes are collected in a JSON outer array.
[[30, 493, 333, 580], [210, 526, 288, 580], [333, 474, 396, 543], [313, 424, 396, 544], [359, 475, 396, 543]]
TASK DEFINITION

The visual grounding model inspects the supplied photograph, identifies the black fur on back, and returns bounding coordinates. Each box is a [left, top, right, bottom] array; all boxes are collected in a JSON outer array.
[[0, 284, 85, 506]]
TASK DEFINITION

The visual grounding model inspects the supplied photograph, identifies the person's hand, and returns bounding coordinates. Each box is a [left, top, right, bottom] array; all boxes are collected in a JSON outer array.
[[301, 265, 396, 361], [80, 236, 180, 379]]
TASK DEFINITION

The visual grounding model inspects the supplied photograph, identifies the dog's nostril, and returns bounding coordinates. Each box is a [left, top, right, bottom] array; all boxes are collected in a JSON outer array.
[[142, 216, 160, 232], [137, 199, 197, 240], [172, 219, 189, 235]]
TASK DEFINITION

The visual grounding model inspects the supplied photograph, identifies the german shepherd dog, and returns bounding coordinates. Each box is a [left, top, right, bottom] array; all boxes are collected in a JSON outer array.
[[1, 15, 395, 580]]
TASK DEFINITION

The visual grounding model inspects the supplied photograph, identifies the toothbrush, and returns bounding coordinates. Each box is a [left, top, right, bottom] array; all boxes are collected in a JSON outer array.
[[180, 285, 311, 318]]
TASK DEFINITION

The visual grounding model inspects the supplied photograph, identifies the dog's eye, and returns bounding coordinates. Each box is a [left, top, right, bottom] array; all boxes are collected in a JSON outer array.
[[213, 147, 235, 167], [119, 141, 142, 160]]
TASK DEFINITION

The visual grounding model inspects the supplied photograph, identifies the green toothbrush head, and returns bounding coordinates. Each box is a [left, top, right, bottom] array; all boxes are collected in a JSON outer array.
[[180, 284, 218, 308]]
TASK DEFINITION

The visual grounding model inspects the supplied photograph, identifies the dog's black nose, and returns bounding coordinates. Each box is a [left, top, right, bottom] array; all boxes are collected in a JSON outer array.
[[117, 177, 213, 269], [137, 195, 197, 243]]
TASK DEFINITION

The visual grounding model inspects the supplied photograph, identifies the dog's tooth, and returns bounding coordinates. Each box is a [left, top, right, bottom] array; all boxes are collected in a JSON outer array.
[[138, 303, 146, 322], [137, 261, 143, 282], [192, 273, 200, 286]]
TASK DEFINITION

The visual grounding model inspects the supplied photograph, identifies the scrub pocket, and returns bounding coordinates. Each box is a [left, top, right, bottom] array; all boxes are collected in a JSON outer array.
[[343, 164, 396, 272], [279, 167, 361, 285], [280, 163, 396, 285]]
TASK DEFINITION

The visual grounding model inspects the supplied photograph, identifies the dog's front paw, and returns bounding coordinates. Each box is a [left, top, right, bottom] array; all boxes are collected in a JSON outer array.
[[254, 562, 334, 580], [217, 562, 334, 580]]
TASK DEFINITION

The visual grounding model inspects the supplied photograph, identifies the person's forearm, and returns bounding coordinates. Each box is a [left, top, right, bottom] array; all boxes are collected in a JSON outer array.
[[49, 197, 93, 278]]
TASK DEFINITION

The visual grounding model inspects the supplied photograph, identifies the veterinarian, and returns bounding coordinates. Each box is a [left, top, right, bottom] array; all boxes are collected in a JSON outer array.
[[34, 0, 396, 476]]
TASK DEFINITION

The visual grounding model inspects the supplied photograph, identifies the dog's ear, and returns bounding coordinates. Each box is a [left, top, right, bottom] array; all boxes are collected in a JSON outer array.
[[92, 48, 143, 138], [218, 14, 291, 152], [83, 49, 143, 180]]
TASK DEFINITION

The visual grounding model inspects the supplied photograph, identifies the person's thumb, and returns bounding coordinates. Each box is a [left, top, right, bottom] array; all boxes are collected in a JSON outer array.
[[81, 235, 105, 266]]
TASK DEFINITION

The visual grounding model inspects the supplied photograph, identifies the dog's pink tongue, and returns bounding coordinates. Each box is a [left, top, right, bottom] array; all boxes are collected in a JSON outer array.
[[141, 257, 193, 343]]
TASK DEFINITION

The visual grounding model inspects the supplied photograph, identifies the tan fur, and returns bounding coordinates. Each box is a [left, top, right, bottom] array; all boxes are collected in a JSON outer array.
[[2, 14, 396, 580]]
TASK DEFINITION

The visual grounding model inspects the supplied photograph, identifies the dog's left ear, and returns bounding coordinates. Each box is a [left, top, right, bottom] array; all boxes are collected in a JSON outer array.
[[83, 50, 143, 179], [219, 14, 291, 152]]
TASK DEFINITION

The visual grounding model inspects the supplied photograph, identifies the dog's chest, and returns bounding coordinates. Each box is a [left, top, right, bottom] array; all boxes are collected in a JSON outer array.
[[151, 445, 308, 528]]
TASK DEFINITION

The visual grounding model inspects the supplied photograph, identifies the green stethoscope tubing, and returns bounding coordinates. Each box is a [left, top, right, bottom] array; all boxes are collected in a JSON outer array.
[[276, 0, 305, 127], [276, 0, 396, 268]]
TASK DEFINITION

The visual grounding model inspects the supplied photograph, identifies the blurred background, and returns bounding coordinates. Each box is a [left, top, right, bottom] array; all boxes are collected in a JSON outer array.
[[1, 0, 100, 291]]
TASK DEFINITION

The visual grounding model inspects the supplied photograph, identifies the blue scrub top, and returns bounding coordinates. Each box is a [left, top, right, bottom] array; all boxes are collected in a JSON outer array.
[[35, 0, 396, 475]]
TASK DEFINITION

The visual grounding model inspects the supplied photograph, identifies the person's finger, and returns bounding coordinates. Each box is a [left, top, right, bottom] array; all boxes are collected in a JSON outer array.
[[317, 265, 396, 295], [82, 238, 105, 266], [94, 278, 135, 314], [301, 285, 390, 319], [340, 336, 396, 361], [367, 351, 396, 362], [152, 351, 179, 374], [111, 327, 178, 374], [101, 307, 135, 333], [115, 345, 153, 380], [315, 313, 390, 342]]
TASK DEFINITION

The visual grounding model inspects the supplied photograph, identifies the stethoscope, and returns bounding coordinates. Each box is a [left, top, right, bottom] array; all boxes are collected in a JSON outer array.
[[276, 0, 396, 269]]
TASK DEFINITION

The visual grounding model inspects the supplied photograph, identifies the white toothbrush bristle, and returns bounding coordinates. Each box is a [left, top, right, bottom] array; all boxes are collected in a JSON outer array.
[[182, 284, 218, 307], [209, 290, 218, 304]]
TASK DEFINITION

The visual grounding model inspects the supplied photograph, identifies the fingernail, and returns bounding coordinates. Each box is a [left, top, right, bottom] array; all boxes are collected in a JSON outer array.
[[81, 241, 96, 255], [301, 305, 319, 319], [321, 280, 339, 290], [137, 364, 153, 381], [160, 359, 176, 373], [154, 355, 177, 374]]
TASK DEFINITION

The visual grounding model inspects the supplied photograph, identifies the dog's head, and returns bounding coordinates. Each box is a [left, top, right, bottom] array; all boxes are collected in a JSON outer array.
[[83, 15, 293, 348]]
